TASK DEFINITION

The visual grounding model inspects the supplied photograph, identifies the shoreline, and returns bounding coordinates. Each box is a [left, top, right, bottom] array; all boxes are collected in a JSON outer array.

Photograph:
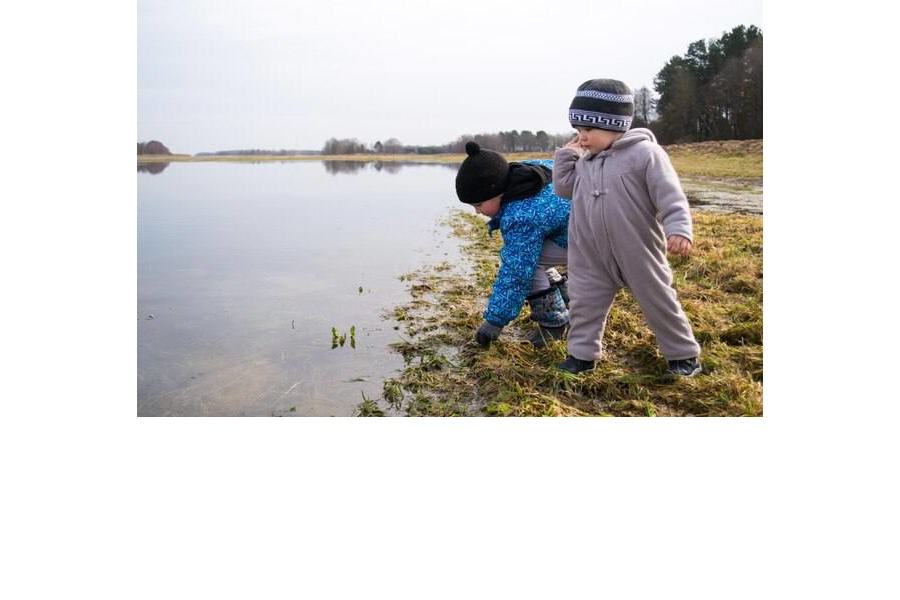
[[137, 139, 763, 179]]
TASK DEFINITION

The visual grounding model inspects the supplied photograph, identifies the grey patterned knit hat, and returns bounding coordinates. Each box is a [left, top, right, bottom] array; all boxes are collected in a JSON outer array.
[[568, 79, 634, 132]]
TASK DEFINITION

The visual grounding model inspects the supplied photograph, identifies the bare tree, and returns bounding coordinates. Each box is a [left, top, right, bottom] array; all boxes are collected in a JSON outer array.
[[633, 87, 656, 128]]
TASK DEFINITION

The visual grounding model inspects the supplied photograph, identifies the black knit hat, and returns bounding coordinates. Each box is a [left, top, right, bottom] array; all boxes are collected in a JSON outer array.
[[568, 79, 634, 132], [455, 142, 509, 204]]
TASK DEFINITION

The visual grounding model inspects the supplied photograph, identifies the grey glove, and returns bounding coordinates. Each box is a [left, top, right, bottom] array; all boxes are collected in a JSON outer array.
[[475, 320, 503, 347]]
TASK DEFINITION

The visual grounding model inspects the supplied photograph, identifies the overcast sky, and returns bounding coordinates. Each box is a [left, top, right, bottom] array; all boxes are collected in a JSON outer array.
[[138, 0, 763, 154]]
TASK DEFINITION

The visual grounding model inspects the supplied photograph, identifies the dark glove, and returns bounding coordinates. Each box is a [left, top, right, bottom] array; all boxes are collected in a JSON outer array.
[[475, 320, 503, 347]]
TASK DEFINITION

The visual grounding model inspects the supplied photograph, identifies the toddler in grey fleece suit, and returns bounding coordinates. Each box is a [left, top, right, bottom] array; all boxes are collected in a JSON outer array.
[[553, 78, 701, 377]]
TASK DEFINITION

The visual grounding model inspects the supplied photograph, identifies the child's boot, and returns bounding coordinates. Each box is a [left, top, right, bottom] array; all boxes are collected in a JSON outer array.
[[556, 355, 595, 374], [545, 268, 570, 308], [666, 357, 702, 377], [526, 287, 569, 347], [558, 278, 569, 308]]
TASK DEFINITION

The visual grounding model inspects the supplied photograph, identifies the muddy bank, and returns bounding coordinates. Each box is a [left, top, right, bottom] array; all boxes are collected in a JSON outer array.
[[683, 176, 763, 215]]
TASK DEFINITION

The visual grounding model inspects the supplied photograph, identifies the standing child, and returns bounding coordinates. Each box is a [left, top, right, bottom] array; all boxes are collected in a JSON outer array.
[[455, 141, 570, 348], [553, 79, 702, 376]]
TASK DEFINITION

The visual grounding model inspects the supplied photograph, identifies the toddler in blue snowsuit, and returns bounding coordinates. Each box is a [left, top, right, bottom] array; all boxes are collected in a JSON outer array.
[[454, 142, 570, 348]]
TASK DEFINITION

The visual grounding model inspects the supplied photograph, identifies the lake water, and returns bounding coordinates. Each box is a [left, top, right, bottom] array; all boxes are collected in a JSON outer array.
[[137, 160, 463, 416]]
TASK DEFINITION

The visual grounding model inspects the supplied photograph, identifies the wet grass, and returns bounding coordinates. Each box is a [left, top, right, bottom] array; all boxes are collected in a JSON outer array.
[[370, 208, 762, 417]]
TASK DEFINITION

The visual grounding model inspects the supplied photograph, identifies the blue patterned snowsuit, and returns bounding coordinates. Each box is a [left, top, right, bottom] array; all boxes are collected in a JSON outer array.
[[483, 160, 570, 327]]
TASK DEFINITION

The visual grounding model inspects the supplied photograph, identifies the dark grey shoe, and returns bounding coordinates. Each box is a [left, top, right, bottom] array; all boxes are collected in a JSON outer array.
[[527, 324, 568, 347], [666, 357, 702, 377], [556, 355, 595, 374]]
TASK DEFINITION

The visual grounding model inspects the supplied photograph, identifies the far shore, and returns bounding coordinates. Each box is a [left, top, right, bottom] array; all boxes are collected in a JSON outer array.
[[136, 152, 549, 164], [137, 140, 763, 179]]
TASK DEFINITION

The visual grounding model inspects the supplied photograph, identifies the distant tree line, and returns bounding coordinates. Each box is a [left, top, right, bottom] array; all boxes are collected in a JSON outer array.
[[321, 130, 574, 156], [137, 140, 171, 155], [443, 131, 574, 154], [194, 149, 320, 156], [137, 142, 324, 157]]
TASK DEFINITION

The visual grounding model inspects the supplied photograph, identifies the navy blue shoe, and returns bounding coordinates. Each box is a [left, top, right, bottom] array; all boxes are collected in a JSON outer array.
[[666, 357, 702, 377], [556, 355, 595, 374]]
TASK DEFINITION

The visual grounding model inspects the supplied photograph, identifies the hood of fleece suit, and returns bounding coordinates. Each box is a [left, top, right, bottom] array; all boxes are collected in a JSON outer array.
[[615, 127, 656, 148], [588, 127, 656, 159]]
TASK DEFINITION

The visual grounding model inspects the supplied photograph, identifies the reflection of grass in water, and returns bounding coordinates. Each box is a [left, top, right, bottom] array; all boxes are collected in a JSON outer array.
[[360, 207, 762, 417]]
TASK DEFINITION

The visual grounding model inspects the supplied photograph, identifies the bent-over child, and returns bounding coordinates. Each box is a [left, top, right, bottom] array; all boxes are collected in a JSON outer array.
[[553, 78, 702, 376], [455, 141, 570, 348]]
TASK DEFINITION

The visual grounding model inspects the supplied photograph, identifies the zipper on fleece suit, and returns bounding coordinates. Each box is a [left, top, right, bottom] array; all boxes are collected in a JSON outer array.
[[587, 153, 624, 287], [588, 154, 608, 199]]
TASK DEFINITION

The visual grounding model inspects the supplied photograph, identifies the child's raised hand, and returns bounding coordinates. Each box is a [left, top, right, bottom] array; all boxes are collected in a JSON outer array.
[[563, 134, 585, 156], [666, 235, 692, 256]]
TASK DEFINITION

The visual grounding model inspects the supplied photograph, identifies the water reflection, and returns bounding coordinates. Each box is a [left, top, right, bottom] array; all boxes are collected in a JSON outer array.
[[137, 160, 460, 176], [372, 161, 404, 174], [322, 160, 368, 175], [138, 162, 170, 174], [323, 160, 458, 175]]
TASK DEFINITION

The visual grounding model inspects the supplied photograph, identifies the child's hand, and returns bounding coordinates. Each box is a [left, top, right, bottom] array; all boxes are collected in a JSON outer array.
[[475, 320, 503, 347], [666, 235, 692, 256], [563, 134, 585, 156]]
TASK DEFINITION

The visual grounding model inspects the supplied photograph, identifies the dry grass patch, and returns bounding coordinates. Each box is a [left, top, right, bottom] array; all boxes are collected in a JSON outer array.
[[664, 139, 762, 179]]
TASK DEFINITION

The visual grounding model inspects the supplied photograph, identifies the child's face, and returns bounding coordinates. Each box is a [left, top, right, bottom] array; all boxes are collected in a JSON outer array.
[[471, 195, 502, 217], [573, 127, 621, 155]]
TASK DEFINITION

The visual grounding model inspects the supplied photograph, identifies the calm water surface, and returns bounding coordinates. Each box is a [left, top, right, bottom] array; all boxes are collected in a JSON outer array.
[[137, 160, 463, 416]]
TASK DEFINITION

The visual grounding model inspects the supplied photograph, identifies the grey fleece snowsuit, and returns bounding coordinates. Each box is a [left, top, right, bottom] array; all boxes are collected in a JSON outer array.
[[553, 128, 700, 362]]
